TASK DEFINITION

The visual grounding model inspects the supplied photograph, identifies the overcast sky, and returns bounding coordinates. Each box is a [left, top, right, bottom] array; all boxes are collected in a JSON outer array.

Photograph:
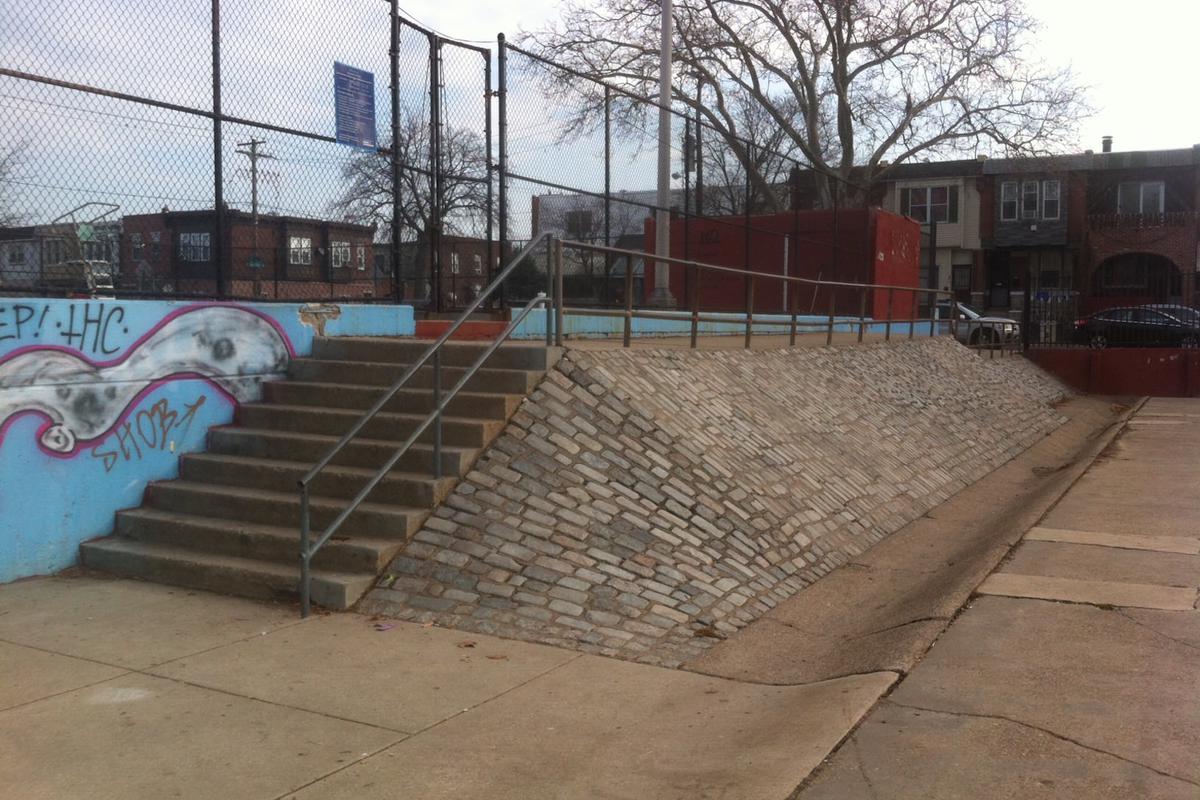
[[409, 0, 1200, 155]]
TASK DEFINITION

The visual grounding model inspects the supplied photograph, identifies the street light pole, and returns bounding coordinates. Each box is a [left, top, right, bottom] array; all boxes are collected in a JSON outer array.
[[651, 0, 676, 307]]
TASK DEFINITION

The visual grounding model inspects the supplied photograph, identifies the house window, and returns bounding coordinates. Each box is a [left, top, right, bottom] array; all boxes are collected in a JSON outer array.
[[5, 244, 26, 266], [356, 245, 367, 271], [131, 233, 145, 257], [1041, 180, 1060, 220], [330, 241, 351, 269], [43, 239, 64, 265], [900, 186, 959, 223], [1118, 181, 1165, 215], [450, 252, 460, 274], [564, 209, 594, 239], [179, 232, 211, 262], [472, 254, 482, 274], [288, 236, 312, 265], [1000, 182, 1018, 221], [1021, 181, 1039, 220]]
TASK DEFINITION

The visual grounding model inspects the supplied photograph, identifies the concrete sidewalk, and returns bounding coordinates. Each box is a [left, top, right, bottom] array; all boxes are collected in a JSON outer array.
[[798, 397, 1200, 799], [0, 575, 892, 800]]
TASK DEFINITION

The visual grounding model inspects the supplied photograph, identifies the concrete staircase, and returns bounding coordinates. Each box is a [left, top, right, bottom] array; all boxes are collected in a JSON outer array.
[[81, 337, 554, 609]]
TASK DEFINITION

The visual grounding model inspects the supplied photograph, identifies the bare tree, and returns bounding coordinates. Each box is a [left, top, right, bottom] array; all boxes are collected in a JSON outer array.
[[0, 143, 28, 226], [522, 0, 1088, 208], [331, 107, 490, 266]]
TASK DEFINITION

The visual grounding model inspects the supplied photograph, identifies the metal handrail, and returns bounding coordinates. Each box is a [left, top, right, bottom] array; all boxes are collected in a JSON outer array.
[[297, 232, 554, 616], [559, 239, 960, 348]]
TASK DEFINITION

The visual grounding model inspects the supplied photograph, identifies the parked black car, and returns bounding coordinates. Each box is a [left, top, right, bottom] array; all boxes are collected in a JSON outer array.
[[1074, 305, 1200, 349]]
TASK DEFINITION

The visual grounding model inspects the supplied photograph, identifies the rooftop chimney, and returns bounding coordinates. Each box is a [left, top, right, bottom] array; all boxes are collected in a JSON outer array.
[[1102, 135, 1113, 153]]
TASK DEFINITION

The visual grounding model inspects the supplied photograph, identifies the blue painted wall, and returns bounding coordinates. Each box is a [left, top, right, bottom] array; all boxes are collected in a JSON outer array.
[[0, 298, 413, 583]]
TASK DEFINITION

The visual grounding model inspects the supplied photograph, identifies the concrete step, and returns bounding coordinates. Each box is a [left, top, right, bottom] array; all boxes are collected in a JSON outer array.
[[288, 359, 542, 394], [80, 537, 373, 609], [207, 427, 475, 477], [179, 453, 456, 506], [236, 404, 503, 448], [114, 507, 404, 574], [312, 337, 551, 371], [262, 381, 522, 420], [144, 480, 425, 539]]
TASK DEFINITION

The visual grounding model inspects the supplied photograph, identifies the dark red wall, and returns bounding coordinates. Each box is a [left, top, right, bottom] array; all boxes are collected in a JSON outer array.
[[1027, 348, 1200, 397], [643, 209, 920, 318]]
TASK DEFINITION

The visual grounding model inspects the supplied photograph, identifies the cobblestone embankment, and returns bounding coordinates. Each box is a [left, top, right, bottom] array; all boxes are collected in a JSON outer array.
[[361, 339, 1069, 666]]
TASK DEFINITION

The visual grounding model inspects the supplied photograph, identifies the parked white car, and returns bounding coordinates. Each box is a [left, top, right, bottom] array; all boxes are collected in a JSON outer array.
[[934, 300, 1020, 347]]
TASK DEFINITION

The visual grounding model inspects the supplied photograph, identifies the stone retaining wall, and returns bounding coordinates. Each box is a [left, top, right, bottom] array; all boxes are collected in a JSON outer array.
[[361, 340, 1068, 666]]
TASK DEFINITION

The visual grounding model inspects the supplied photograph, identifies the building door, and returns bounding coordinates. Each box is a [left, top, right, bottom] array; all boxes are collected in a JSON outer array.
[[988, 251, 1011, 309]]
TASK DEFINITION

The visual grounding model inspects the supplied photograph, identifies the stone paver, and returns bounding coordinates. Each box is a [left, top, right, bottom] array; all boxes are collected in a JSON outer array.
[[0, 575, 895, 800], [364, 339, 1068, 665], [977, 573, 1198, 610], [799, 400, 1200, 799], [283, 660, 897, 800], [1026, 526, 1200, 555]]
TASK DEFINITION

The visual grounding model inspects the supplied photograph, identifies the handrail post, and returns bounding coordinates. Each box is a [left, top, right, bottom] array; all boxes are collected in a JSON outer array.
[[950, 296, 958, 341], [433, 348, 442, 479], [928, 292, 936, 337], [545, 236, 554, 344], [788, 279, 798, 347], [909, 292, 917, 339], [858, 287, 866, 343], [689, 264, 699, 348], [885, 287, 893, 341], [554, 239, 564, 347], [744, 274, 755, 349], [299, 487, 311, 618], [826, 289, 835, 346], [623, 255, 633, 347]]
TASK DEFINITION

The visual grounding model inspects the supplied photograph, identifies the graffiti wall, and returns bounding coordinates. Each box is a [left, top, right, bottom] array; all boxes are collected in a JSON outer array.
[[0, 298, 414, 583]]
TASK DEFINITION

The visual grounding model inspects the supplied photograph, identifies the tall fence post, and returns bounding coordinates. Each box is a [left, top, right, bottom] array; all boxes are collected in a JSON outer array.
[[497, 34, 508, 305], [623, 257, 633, 348], [545, 236, 554, 344], [299, 487, 311, 617], [909, 292, 917, 339], [483, 48, 494, 309], [429, 34, 442, 312], [389, 0, 402, 304], [788, 280, 799, 347], [604, 86, 612, 307], [211, 0, 225, 299], [689, 265, 699, 348]]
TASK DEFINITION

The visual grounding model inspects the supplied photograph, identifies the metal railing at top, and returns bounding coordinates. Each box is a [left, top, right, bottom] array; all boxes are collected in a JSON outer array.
[[557, 239, 964, 349], [296, 232, 557, 617]]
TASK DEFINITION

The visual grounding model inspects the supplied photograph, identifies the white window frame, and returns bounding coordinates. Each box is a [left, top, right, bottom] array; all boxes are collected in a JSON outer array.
[[330, 240, 351, 269], [356, 245, 367, 271], [5, 243, 27, 266], [1140, 181, 1165, 215], [472, 253, 482, 274], [1000, 181, 1019, 221], [1041, 180, 1061, 221], [1021, 181, 1039, 220], [288, 236, 312, 265], [178, 232, 211, 263], [450, 251, 460, 274]]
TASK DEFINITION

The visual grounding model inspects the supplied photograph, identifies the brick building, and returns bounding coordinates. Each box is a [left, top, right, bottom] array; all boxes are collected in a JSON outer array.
[[119, 209, 384, 300]]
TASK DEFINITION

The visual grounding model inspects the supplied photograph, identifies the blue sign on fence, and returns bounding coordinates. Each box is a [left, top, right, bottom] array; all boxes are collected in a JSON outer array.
[[334, 62, 376, 149]]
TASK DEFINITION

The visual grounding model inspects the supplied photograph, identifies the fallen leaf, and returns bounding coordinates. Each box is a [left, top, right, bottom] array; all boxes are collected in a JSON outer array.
[[457, 640, 477, 648]]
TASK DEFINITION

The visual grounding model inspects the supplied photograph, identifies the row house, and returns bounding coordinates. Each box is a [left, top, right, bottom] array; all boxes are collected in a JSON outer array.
[[119, 209, 382, 300], [879, 141, 1200, 313]]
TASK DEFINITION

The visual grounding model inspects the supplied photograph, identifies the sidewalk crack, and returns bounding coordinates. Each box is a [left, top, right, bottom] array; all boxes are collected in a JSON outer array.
[[1111, 609, 1200, 653], [886, 699, 1199, 788], [844, 616, 950, 642]]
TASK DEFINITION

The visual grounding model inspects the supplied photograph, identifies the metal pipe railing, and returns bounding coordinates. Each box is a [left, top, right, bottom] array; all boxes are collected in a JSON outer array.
[[297, 231, 553, 616], [560, 239, 957, 348]]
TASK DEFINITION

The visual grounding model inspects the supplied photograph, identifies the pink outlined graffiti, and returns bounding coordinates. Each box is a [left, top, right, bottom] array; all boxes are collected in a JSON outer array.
[[0, 304, 294, 457]]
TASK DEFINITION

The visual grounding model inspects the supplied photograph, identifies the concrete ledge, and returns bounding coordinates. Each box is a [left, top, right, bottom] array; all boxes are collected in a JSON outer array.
[[978, 573, 1199, 611]]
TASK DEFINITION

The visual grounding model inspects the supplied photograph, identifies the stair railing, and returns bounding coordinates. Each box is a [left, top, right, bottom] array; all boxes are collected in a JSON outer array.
[[296, 232, 558, 616]]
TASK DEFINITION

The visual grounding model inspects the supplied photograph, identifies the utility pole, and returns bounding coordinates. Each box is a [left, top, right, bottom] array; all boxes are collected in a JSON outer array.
[[651, 0, 676, 307], [235, 138, 275, 268]]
